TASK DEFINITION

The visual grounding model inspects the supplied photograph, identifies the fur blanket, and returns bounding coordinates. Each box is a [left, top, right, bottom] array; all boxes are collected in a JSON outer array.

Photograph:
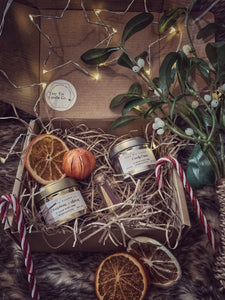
[[0, 101, 225, 300]]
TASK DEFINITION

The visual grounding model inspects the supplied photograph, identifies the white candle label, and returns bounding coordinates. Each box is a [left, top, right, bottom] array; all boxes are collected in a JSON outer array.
[[119, 148, 156, 174], [45, 79, 77, 111], [40, 190, 86, 225]]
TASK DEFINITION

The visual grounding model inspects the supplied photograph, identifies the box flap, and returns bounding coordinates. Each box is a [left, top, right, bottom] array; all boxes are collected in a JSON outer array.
[[39, 11, 161, 122]]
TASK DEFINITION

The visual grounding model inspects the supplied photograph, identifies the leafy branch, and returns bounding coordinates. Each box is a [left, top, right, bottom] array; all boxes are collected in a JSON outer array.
[[81, 0, 225, 186]]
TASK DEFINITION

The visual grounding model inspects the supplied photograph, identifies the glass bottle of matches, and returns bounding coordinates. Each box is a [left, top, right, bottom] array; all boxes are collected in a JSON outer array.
[[94, 172, 120, 211]]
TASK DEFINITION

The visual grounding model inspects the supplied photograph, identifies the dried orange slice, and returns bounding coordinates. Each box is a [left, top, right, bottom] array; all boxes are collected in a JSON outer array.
[[95, 252, 149, 300], [127, 236, 181, 287], [24, 134, 69, 185]]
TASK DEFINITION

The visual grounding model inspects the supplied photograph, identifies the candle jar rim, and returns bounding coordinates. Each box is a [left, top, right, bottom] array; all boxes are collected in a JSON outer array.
[[109, 137, 147, 158], [36, 177, 78, 200]]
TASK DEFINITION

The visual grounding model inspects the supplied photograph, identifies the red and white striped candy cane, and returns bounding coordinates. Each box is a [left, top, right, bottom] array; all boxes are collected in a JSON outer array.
[[0, 194, 39, 300], [155, 156, 219, 251]]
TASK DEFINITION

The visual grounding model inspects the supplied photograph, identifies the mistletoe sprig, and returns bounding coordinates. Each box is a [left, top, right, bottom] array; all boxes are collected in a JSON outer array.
[[81, 0, 225, 186]]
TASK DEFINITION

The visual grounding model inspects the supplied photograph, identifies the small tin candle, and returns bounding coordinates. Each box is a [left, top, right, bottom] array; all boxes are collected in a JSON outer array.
[[36, 177, 87, 227], [109, 137, 156, 178]]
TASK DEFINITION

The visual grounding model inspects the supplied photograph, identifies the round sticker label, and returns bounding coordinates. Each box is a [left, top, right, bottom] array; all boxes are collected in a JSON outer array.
[[45, 80, 77, 111]]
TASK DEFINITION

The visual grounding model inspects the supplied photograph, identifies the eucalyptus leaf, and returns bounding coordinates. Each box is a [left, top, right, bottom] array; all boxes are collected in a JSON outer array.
[[188, 0, 198, 12], [117, 52, 133, 69], [109, 116, 140, 130], [176, 51, 190, 92], [152, 77, 160, 87], [197, 23, 225, 39], [159, 52, 179, 91], [219, 100, 225, 128], [110, 94, 127, 108], [144, 100, 166, 118], [215, 71, 225, 83], [190, 57, 210, 78], [135, 51, 148, 62], [122, 13, 154, 44], [110, 95, 143, 109], [170, 94, 186, 119], [159, 8, 186, 33], [205, 42, 225, 73], [187, 144, 215, 188], [81, 47, 119, 65], [128, 82, 142, 95], [122, 97, 146, 115], [195, 107, 218, 128]]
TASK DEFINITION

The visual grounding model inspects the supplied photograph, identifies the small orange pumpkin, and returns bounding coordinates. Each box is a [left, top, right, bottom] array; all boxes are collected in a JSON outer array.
[[62, 148, 96, 180]]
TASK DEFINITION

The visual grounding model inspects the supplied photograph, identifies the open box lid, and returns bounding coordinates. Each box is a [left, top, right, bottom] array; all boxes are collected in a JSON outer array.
[[38, 8, 214, 123], [38, 10, 161, 124], [1, 1, 214, 122]]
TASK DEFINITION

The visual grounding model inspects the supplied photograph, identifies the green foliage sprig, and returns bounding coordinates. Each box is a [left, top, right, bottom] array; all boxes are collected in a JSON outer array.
[[81, 0, 225, 186]]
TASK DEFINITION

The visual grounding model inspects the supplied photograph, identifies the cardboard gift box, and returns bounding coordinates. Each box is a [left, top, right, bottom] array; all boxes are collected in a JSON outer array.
[[4, 118, 191, 253], [2, 0, 215, 252]]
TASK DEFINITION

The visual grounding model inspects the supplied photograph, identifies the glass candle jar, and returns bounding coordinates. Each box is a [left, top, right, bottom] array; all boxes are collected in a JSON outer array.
[[109, 137, 156, 179], [36, 177, 87, 227]]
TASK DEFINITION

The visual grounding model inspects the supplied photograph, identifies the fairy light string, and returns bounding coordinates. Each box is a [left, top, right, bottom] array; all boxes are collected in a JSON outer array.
[[0, 0, 180, 164], [0, 0, 13, 36], [0, 0, 213, 164]]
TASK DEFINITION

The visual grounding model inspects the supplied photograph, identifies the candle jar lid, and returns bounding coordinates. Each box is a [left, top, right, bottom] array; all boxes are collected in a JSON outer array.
[[36, 177, 78, 200], [109, 137, 147, 158]]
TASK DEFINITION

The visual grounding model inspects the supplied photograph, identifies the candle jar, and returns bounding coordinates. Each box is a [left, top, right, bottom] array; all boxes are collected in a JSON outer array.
[[109, 137, 156, 179], [36, 177, 87, 227]]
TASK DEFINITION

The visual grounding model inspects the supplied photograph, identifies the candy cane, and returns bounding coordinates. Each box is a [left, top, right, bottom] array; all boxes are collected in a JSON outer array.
[[0, 194, 39, 300], [155, 156, 219, 251]]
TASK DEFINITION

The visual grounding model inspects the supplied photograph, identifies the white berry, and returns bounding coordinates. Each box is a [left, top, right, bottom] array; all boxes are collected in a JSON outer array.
[[191, 100, 199, 108], [211, 99, 219, 108], [152, 122, 160, 130], [182, 44, 192, 55], [132, 66, 140, 72], [157, 128, 165, 135], [137, 58, 145, 68], [204, 94, 211, 102], [185, 128, 194, 136]]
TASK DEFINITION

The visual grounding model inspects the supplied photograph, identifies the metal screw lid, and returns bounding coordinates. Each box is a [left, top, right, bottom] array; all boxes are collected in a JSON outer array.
[[109, 137, 147, 158], [36, 177, 78, 200]]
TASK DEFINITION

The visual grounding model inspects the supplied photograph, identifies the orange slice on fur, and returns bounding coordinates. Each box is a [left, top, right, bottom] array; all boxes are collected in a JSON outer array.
[[127, 236, 181, 287], [24, 134, 69, 185], [95, 252, 149, 300]]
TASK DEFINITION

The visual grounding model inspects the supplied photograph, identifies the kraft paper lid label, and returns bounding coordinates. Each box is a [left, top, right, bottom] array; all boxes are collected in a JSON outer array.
[[45, 79, 77, 111]]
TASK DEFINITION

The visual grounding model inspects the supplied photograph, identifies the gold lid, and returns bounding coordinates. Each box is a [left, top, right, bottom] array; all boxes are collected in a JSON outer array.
[[36, 177, 78, 200], [109, 137, 147, 158]]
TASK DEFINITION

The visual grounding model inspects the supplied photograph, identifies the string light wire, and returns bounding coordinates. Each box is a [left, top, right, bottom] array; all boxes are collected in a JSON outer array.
[[0, 0, 13, 37], [0, 0, 189, 164]]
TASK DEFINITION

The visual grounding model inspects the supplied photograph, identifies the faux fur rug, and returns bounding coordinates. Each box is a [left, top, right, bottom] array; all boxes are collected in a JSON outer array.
[[0, 101, 225, 300]]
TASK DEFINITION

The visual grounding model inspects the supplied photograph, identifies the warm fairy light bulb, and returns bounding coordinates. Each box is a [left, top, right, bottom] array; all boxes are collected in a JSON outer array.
[[29, 14, 34, 22], [42, 69, 48, 74], [112, 28, 117, 33], [99, 62, 106, 67], [0, 157, 6, 164], [41, 82, 47, 89], [93, 73, 100, 80], [95, 9, 102, 15], [169, 27, 176, 34], [145, 69, 151, 76]]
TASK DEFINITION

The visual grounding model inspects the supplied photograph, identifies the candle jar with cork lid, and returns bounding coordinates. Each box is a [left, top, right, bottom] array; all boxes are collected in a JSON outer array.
[[94, 172, 121, 211]]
